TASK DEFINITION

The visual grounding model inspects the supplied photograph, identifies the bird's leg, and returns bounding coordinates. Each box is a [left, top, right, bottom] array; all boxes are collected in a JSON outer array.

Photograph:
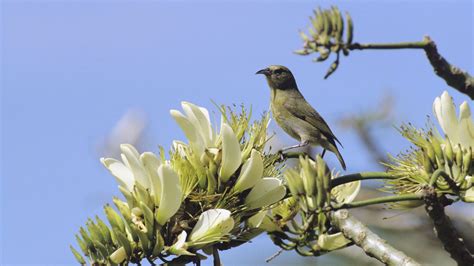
[[280, 141, 310, 153], [321, 149, 327, 158]]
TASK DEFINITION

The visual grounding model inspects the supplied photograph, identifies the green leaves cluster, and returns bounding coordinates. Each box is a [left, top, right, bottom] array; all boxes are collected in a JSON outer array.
[[265, 156, 355, 257], [295, 6, 354, 78], [384, 123, 474, 207]]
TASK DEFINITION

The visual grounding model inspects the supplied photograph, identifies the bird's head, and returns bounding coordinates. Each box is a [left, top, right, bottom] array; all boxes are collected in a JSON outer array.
[[256, 65, 297, 90]]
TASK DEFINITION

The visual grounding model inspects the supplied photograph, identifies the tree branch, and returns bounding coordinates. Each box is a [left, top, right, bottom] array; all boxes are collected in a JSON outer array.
[[422, 36, 474, 100], [422, 186, 474, 266], [331, 172, 396, 188], [330, 209, 420, 266], [213, 246, 222, 266], [348, 36, 474, 99]]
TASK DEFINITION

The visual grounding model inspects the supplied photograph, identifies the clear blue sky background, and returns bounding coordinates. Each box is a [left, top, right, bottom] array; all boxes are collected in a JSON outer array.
[[1, 0, 473, 265]]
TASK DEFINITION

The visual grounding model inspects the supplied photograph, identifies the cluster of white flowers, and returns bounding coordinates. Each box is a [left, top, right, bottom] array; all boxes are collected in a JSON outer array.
[[433, 91, 474, 149], [96, 101, 285, 262], [432, 91, 474, 201]]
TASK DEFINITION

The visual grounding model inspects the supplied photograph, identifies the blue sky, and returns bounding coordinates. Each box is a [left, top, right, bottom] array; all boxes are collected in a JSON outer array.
[[1, 0, 473, 265]]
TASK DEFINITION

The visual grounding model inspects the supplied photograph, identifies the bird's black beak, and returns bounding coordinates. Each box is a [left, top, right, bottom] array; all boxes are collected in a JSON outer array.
[[255, 68, 271, 76]]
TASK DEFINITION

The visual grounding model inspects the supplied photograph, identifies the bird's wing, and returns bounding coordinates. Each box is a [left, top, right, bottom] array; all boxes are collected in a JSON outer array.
[[284, 97, 343, 147]]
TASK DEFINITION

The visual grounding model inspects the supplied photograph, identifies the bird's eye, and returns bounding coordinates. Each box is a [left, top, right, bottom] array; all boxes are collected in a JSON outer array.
[[274, 69, 284, 75]]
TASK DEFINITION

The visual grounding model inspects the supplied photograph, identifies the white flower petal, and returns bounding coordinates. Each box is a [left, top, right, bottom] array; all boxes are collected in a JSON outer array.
[[433, 96, 443, 131], [459, 102, 474, 148], [189, 209, 234, 245], [140, 152, 162, 203], [245, 178, 286, 210], [234, 149, 264, 192], [248, 211, 266, 228], [169, 231, 194, 256], [464, 187, 474, 202], [170, 109, 198, 140], [120, 144, 151, 190], [219, 123, 242, 183], [332, 180, 361, 204], [318, 233, 351, 251], [156, 165, 182, 225], [101, 158, 134, 191], [182, 102, 214, 147], [440, 91, 459, 142]]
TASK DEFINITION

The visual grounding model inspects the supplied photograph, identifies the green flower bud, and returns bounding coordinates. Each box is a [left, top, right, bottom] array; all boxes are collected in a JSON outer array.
[[455, 144, 463, 166], [463, 147, 472, 173], [445, 136, 454, 166], [110, 247, 127, 264]]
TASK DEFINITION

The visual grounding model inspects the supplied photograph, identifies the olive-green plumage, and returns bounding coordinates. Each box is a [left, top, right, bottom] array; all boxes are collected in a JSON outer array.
[[256, 65, 346, 170]]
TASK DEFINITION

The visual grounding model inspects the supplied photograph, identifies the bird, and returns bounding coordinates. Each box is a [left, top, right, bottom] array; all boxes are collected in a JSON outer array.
[[256, 65, 346, 170]]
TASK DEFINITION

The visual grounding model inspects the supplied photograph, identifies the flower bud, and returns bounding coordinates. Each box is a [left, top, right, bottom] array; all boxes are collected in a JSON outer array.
[[455, 144, 463, 167], [445, 136, 454, 166], [463, 147, 472, 173]]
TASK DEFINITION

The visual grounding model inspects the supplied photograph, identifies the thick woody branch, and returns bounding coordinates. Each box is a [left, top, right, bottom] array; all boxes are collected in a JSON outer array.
[[422, 36, 474, 100], [330, 209, 420, 266], [422, 186, 474, 266]]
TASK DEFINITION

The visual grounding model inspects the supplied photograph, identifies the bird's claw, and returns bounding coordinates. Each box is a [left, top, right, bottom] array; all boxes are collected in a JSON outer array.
[[277, 150, 285, 162]]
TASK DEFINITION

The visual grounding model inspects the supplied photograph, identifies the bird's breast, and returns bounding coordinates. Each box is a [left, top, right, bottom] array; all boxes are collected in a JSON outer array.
[[270, 102, 301, 141]]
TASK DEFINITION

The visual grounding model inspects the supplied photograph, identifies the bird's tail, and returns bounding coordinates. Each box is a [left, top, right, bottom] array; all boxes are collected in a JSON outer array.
[[331, 146, 346, 170]]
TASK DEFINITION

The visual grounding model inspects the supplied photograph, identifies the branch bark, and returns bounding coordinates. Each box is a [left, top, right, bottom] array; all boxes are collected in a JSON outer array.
[[348, 36, 474, 99], [422, 36, 474, 100], [422, 186, 474, 266], [330, 209, 420, 266]]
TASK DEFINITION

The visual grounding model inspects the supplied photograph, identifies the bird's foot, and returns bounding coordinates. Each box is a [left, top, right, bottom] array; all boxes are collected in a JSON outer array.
[[277, 150, 285, 162], [280, 141, 310, 153]]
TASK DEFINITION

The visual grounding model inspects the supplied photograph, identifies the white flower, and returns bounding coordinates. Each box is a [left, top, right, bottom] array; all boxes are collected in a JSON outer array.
[[331, 177, 361, 204], [188, 209, 235, 248], [170, 102, 243, 184], [101, 144, 183, 225], [248, 211, 281, 232], [433, 91, 474, 148], [233, 149, 263, 192], [170, 102, 217, 155], [245, 178, 286, 210], [100, 144, 156, 192], [317, 233, 351, 251], [155, 164, 183, 225], [218, 123, 242, 183], [169, 231, 194, 256]]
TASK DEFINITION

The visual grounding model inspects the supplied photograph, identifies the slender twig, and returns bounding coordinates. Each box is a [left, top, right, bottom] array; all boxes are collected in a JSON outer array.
[[333, 193, 423, 210], [331, 172, 397, 188], [266, 249, 284, 263], [213, 246, 221, 266], [349, 41, 427, 50], [347, 37, 474, 99], [330, 209, 421, 266]]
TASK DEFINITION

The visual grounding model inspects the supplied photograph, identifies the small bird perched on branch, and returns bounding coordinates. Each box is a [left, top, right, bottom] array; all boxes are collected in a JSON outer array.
[[256, 65, 346, 170]]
